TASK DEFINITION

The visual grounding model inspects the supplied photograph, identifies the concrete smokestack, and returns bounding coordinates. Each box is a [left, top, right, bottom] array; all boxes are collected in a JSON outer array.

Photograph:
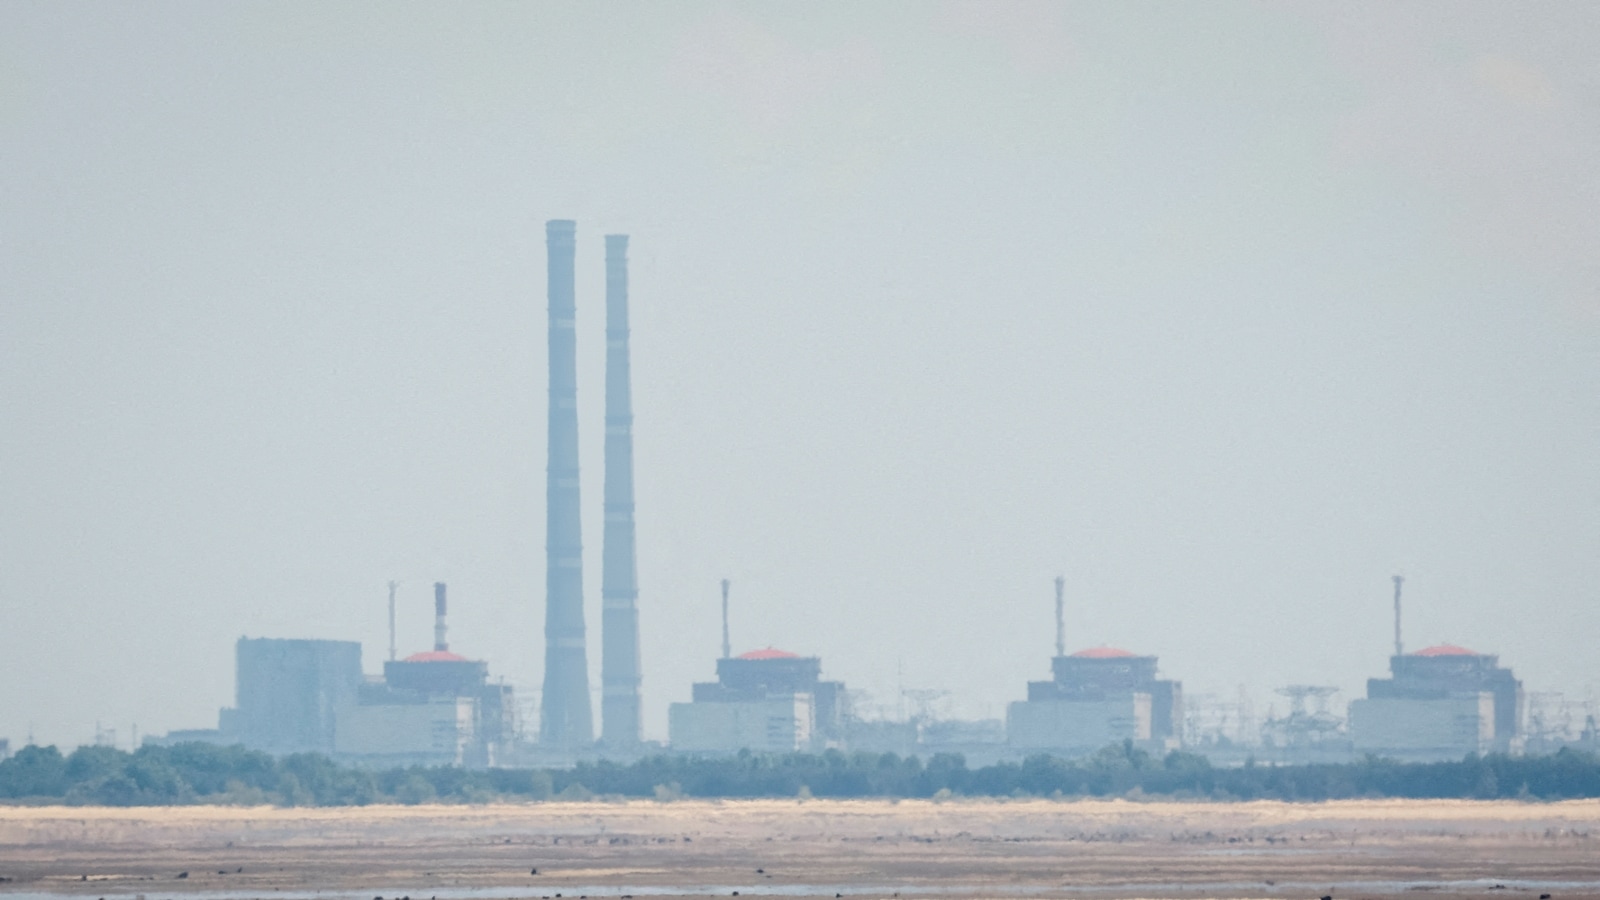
[[1392, 574, 1405, 658], [433, 581, 448, 652], [539, 219, 594, 748], [1054, 575, 1065, 658], [721, 578, 731, 660], [600, 234, 642, 748]]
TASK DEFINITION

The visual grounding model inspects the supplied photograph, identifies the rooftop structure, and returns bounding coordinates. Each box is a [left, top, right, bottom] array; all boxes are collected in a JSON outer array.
[[341, 583, 516, 767], [671, 644, 846, 753], [1008, 580, 1183, 755], [1349, 579, 1524, 760]]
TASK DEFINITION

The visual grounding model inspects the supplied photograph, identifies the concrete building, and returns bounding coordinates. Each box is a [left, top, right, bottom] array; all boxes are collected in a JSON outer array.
[[1009, 647, 1183, 755], [222, 637, 363, 755], [336, 583, 518, 767], [334, 695, 477, 765], [670, 649, 847, 754], [1349, 643, 1523, 760], [671, 693, 813, 754], [154, 585, 517, 767]]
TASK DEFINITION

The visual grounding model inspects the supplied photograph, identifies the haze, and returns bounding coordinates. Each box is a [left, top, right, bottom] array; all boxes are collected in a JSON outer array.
[[2, 2, 1597, 747]]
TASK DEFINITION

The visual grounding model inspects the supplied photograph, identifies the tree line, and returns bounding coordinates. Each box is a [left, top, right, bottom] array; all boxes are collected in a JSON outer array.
[[2, 740, 1599, 806]]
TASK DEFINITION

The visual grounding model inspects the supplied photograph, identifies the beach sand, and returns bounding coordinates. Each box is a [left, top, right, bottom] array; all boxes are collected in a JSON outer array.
[[1, 798, 1597, 900]]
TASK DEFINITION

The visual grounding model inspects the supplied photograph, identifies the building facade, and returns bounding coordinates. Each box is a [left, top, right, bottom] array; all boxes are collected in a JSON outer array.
[[224, 637, 363, 755], [1349, 644, 1523, 760], [669, 649, 846, 754], [1008, 647, 1183, 755]]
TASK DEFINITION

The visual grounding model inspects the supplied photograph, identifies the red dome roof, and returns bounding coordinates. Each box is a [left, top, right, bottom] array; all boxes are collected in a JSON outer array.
[[1413, 643, 1479, 657], [402, 650, 470, 663], [737, 647, 800, 660], [1071, 646, 1138, 659]]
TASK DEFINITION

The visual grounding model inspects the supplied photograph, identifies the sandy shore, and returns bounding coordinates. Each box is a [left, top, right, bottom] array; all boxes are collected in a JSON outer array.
[[1, 799, 1598, 900]]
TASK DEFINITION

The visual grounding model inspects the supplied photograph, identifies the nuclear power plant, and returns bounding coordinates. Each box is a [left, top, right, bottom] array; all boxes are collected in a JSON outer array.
[[138, 218, 1584, 768], [1007, 577, 1182, 754]]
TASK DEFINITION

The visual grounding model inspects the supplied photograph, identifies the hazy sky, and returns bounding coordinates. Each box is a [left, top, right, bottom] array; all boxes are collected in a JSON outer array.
[[3, 2, 1597, 748]]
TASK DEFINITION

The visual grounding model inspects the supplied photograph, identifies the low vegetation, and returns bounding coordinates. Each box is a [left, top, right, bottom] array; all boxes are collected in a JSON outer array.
[[2, 740, 1598, 806]]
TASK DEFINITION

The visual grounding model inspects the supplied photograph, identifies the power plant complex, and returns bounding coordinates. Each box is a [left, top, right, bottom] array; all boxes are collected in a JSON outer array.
[[135, 220, 1594, 768]]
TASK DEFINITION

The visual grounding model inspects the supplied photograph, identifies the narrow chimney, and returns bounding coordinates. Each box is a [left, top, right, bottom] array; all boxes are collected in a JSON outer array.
[[539, 219, 594, 748], [1054, 575, 1066, 658], [600, 233, 642, 747], [1392, 574, 1405, 658], [433, 582, 448, 652], [388, 580, 398, 662], [721, 579, 731, 660]]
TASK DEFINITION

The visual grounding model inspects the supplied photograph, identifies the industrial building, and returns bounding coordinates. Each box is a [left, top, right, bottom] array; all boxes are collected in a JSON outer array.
[[1007, 579, 1183, 755], [1349, 644, 1523, 760], [668, 580, 848, 754], [670, 648, 847, 753], [223, 637, 363, 755], [1345, 576, 1524, 761], [149, 637, 362, 754], [669, 586, 848, 756], [153, 584, 516, 767], [1009, 647, 1183, 753], [335, 583, 517, 767]]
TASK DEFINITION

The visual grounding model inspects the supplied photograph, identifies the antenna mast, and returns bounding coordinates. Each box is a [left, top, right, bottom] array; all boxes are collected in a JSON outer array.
[[720, 578, 731, 660], [387, 580, 398, 662], [433, 581, 448, 652], [1054, 575, 1066, 657], [1392, 574, 1405, 657]]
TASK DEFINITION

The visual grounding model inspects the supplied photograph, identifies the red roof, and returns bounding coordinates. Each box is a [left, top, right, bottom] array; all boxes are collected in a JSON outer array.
[[401, 650, 470, 663], [1413, 643, 1479, 657], [1071, 646, 1138, 659], [737, 647, 800, 660]]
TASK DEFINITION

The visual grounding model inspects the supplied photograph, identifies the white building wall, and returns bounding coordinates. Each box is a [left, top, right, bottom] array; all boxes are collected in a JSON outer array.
[[1007, 693, 1152, 752], [669, 694, 813, 753], [334, 697, 475, 765], [1349, 693, 1494, 760]]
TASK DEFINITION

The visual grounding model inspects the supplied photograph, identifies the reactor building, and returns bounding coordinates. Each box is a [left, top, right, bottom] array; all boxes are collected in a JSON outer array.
[[1349, 644, 1523, 760], [155, 584, 516, 767], [334, 583, 517, 767], [1007, 578, 1183, 755], [668, 581, 847, 753], [669, 648, 847, 753], [1346, 577, 1524, 761]]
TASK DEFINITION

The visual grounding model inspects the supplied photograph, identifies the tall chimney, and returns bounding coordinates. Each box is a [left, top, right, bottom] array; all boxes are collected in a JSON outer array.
[[1392, 574, 1405, 658], [721, 578, 731, 660], [539, 219, 594, 748], [600, 234, 642, 747], [433, 581, 448, 652], [1054, 575, 1066, 658]]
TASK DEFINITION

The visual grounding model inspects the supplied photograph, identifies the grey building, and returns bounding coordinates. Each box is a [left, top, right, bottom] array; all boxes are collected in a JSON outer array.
[[670, 649, 847, 753], [1009, 647, 1183, 755], [1350, 643, 1524, 759], [336, 583, 519, 767], [225, 637, 363, 754]]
